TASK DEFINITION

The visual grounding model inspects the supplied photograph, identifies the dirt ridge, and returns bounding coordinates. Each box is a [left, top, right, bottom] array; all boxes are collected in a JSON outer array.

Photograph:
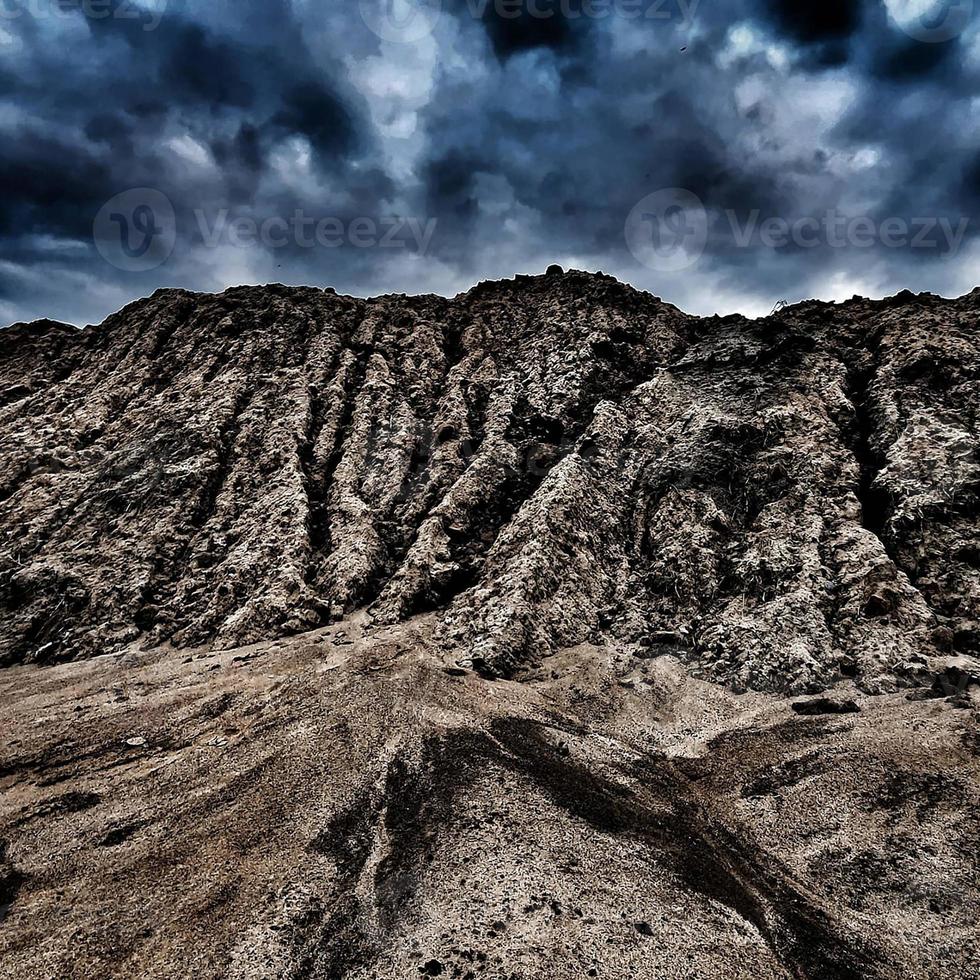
[[2, 272, 979, 696]]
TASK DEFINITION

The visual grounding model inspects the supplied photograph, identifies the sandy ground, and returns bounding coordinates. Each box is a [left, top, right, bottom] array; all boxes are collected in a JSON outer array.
[[1, 615, 977, 979]]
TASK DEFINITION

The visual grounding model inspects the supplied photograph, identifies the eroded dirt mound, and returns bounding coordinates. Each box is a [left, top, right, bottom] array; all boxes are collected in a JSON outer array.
[[1, 274, 979, 979], [2, 272, 979, 696]]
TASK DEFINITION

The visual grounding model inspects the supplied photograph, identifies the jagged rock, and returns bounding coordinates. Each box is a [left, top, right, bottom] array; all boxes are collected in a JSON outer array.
[[791, 697, 861, 715], [929, 656, 980, 698], [642, 630, 689, 646], [1, 273, 978, 698]]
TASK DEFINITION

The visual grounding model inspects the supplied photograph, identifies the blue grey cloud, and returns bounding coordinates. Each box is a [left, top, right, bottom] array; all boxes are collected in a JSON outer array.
[[0, 0, 977, 325]]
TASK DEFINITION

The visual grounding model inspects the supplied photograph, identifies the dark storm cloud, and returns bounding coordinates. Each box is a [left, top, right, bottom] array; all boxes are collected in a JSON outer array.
[[424, 151, 484, 222], [750, 0, 868, 67], [80, 3, 359, 150], [0, 0, 396, 323], [0, 131, 114, 238], [461, 0, 580, 58], [270, 83, 356, 159], [870, 31, 960, 78], [209, 123, 264, 202], [414, 0, 980, 309], [760, 0, 866, 44], [0, 0, 978, 326]]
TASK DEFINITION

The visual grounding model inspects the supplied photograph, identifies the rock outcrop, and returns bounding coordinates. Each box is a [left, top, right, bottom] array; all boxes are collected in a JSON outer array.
[[2, 272, 979, 695]]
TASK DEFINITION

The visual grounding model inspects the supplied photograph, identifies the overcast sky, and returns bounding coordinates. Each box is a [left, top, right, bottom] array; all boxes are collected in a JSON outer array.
[[1, 0, 978, 326]]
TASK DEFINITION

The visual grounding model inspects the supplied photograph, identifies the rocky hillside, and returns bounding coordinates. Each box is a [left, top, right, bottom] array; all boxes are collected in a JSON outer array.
[[2, 272, 979, 980], [2, 270, 979, 695]]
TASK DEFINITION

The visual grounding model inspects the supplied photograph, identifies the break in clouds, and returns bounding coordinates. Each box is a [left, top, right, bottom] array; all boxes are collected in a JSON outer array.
[[1, 0, 979, 326]]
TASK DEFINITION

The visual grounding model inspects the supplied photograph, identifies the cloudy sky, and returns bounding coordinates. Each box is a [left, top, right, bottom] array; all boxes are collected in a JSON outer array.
[[0, 0, 978, 326]]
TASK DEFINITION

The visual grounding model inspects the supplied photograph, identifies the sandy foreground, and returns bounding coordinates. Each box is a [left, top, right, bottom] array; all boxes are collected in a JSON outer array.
[[1, 612, 977, 980]]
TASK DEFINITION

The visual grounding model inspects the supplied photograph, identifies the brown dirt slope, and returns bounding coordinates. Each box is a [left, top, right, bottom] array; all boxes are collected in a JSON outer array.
[[0, 618, 977, 979]]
